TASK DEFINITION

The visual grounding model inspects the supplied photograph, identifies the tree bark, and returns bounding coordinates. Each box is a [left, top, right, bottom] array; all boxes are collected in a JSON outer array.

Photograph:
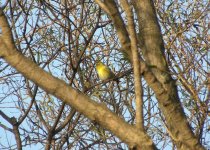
[[133, 1, 204, 149]]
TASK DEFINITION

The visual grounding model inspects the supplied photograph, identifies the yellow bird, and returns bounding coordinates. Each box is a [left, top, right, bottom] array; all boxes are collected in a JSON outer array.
[[96, 61, 115, 81]]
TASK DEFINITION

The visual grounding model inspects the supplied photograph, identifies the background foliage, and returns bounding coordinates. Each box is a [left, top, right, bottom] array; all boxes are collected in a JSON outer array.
[[0, 0, 209, 149]]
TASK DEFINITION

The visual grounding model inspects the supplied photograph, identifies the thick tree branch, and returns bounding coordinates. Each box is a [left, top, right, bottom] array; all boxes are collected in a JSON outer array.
[[133, 0, 205, 150]]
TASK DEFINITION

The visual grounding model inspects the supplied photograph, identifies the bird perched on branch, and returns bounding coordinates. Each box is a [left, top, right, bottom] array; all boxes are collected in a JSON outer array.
[[96, 61, 116, 81]]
